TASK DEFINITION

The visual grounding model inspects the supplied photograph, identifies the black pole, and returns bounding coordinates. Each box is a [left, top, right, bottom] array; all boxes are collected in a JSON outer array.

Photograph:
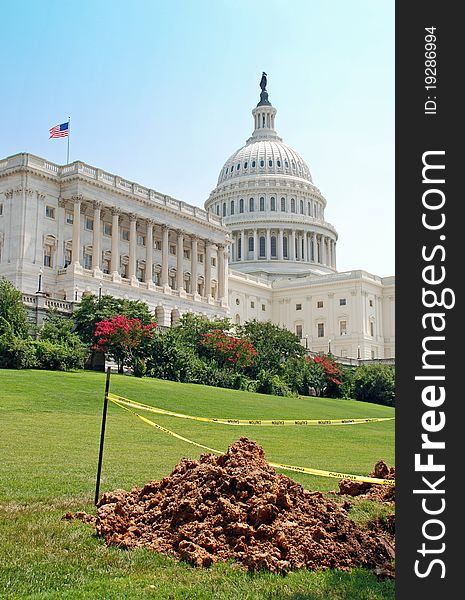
[[95, 367, 111, 505]]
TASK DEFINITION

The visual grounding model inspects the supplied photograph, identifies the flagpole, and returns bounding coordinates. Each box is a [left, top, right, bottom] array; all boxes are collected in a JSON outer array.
[[67, 117, 70, 164]]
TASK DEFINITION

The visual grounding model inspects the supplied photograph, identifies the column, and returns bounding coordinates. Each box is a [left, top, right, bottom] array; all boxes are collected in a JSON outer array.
[[92, 201, 102, 272], [311, 233, 316, 262], [290, 230, 296, 260], [176, 230, 184, 291], [191, 236, 198, 294], [223, 245, 229, 304], [161, 226, 169, 287], [111, 209, 120, 274], [253, 228, 258, 261], [218, 244, 225, 300], [302, 232, 307, 262], [278, 228, 284, 260], [128, 215, 137, 280], [57, 199, 65, 268], [145, 220, 153, 284], [204, 241, 212, 298], [266, 228, 271, 260], [71, 196, 81, 266]]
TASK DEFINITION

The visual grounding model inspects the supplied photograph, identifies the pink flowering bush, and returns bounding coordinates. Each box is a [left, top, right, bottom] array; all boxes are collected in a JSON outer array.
[[200, 329, 257, 370]]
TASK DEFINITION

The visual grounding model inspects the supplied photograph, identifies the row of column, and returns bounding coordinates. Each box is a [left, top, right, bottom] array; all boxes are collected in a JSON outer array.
[[69, 197, 228, 300], [232, 228, 336, 268]]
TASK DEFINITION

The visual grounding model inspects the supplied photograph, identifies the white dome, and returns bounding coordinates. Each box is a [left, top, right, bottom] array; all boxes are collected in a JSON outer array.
[[217, 139, 313, 186]]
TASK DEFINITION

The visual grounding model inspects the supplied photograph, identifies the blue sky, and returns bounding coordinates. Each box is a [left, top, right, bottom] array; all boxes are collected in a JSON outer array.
[[0, 0, 394, 276]]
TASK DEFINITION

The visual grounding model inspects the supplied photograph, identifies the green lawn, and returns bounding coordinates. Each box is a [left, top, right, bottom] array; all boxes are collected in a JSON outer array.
[[0, 369, 395, 599]]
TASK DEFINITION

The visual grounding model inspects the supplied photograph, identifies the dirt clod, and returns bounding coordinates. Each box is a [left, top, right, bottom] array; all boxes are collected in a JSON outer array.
[[338, 460, 395, 503], [73, 438, 394, 575]]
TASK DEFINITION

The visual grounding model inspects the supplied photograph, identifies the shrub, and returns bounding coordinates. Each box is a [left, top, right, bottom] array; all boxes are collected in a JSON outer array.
[[352, 364, 395, 406], [0, 279, 30, 337], [0, 332, 36, 369], [146, 329, 197, 383], [200, 330, 257, 370], [33, 339, 86, 371], [254, 370, 295, 397]]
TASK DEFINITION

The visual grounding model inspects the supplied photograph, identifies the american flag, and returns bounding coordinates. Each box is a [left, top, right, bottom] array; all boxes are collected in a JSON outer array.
[[49, 122, 69, 138]]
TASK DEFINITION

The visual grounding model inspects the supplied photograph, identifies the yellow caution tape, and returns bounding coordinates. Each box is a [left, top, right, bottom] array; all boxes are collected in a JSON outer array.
[[107, 393, 394, 427], [109, 397, 395, 486]]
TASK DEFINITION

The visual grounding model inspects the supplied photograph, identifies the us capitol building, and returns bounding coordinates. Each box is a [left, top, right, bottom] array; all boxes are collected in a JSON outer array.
[[0, 77, 394, 360]]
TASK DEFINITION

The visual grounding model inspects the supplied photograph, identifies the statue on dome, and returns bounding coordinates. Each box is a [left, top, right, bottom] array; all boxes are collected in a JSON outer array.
[[260, 72, 268, 91]]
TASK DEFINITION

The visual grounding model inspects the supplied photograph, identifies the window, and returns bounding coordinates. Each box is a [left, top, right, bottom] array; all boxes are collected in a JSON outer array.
[[369, 299, 374, 307], [283, 236, 288, 258], [295, 324, 303, 339], [244, 161, 248, 169], [340, 320, 347, 336], [285, 160, 289, 168], [45, 205, 55, 219], [216, 205, 220, 215], [296, 303, 302, 311], [371, 349, 376, 359], [235, 298, 240, 305], [169, 244, 176, 255], [154, 240, 161, 250], [248, 237, 254, 252], [259, 236, 265, 258], [230, 165, 234, 172], [270, 197, 276, 211], [137, 235, 146, 246], [183, 249, 190, 259], [317, 323, 325, 338], [0, 203, 3, 216], [198, 253, 204, 263], [317, 300, 324, 308], [102, 259, 110, 274], [85, 217, 94, 231], [237, 163, 240, 170], [251, 160, 256, 167], [239, 198, 244, 213], [43, 248, 53, 268], [268, 159, 272, 167], [281, 197, 286, 211], [290, 198, 296, 213], [230, 200, 235, 215], [136, 266, 145, 282], [339, 298, 347, 306], [249, 197, 254, 212], [259, 197, 265, 211], [370, 321, 375, 337], [277, 160, 281, 167], [103, 222, 112, 236], [211, 257, 216, 266], [261, 304, 266, 311], [271, 236, 277, 258], [300, 199, 304, 214], [237, 238, 242, 259], [83, 253, 92, 270], [259, 159, 264, 167], [65, 212, 73, 224], [64, 249, 71, 267], [307, 202, 311, 215], [250, 301, 255, 308], [121, 229, 129, 241], [222, 203, 226, 217]]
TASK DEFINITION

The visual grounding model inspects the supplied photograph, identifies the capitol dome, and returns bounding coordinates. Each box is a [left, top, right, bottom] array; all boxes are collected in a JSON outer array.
[[205, 75, 338, 278]]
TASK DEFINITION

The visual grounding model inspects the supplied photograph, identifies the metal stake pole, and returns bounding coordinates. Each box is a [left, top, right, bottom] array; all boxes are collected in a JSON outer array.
[[94, 367, 111, 505]]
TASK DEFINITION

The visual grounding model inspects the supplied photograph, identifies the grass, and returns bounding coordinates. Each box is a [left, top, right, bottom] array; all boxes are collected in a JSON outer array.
[[0, 369, 395, 599]]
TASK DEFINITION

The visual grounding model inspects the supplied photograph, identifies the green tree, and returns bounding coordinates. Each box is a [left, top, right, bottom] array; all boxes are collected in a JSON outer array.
[[0, 278, 29, 337], [238, 320, 304, 378], [173, 313, 232, 349], [352, 364, 395, 406], [73, 294, 154, 345]]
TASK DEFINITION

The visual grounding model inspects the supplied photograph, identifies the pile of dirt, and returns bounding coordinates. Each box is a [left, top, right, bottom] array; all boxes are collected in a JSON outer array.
[[69, 438, 394, 575], [338, 461, 395, 503]]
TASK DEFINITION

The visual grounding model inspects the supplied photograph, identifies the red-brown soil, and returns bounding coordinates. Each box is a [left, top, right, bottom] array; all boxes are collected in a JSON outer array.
[[338, 460, 395, 503], [68, 438, 394, 575]]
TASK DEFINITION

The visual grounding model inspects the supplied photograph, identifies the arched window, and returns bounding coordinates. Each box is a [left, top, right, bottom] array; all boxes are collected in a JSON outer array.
[[252, 160, 256, 167], [237, 163, 240, 170], [291, 161, 296, 170], [259, 236, 266, 258], [281, 197, 286, 211], [271, 236, 277, 258], [259, 197, 265, 211], [222, 203, 226, 217], [230, 200, 235, 215], [216, 205, 220, 215], [277, 160, 281, 167], [291, 198, 296, 213], [311, 240, 315, 261], [308, 202, 311, 215], [268, 159, 272, 167], [230, 165, 234, 173], [249, 197, 254, 212], [285, 160, 289, 168], [260, 159, 264, 167], [237, 237, 242, 259], [248, 236, 254, 252], [283, 236, 288, 258], [270, 197, 276, 211], [300, 199, 304, 214], [244, 161, 248, 169], [239, 198, 244, 213]]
